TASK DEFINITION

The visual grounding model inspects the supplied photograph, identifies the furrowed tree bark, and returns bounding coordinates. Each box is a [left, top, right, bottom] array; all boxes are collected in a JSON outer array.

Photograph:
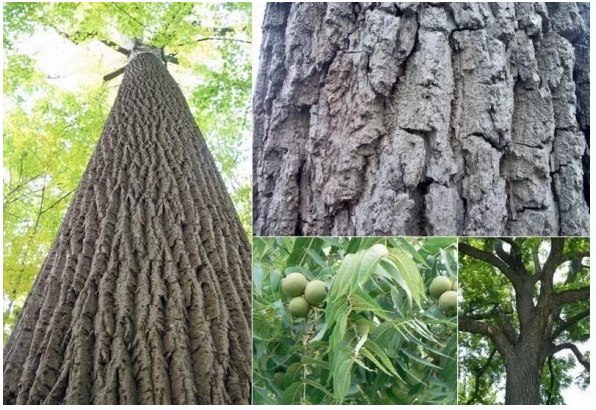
[[504, 358, 542, 405], [3, 50, 251, 405], [253, 2, 590, 236]]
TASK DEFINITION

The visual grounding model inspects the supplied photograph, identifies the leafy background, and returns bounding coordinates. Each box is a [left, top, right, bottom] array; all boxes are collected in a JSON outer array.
[[2, 2, 251, 342], [253, 237, 458, 405]]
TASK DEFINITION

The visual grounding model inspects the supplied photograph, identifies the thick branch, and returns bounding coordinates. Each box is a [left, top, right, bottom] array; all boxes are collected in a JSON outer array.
[[165, 54, 179, 65], [459, 316, 513, 358], [459, 242, 518, 286], [553, 287, 590, 305], [465, 305, 518, 343], [539, 238, 566, 291], [551, 309, 590, 340], [103, 66, 127, 82], [532, 247, 541, 276], [466, 304, 501, 320], [566, 257, 589, 284], [495, 239, 516, 267], [551, 343, 590, 370], [500, 312, 519, 345]]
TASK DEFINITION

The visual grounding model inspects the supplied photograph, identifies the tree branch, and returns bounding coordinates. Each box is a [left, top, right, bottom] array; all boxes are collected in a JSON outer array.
[[110, 2, 144, 28], [459, 242, 518, 286], [466, 346, 498, 405], [553, 287, 590, 306], [40, 190, 75, 215], [551, 309, 590, 340], [466, 304, 501, 320], [103, 66, 127, 82], [494, 239, 516, 268], [459, 316, 513, 358], [546, 355, 556, 405], [500, 312, 519, 345], [54, 28, 130, 57], [565, 257, 589, 284], [3, 172, 45, 200], [539, 238, 566, 291], [32, 183, 46, 233], [532, 246, 542, 276], [551, 343, 590, 370], [176, 36, 251, 47]]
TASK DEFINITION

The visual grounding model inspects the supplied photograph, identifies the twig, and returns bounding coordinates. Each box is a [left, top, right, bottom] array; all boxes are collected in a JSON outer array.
[[111, 2, 144, 28], [41, 189, 75, 215], [177, 36, 251, 47]]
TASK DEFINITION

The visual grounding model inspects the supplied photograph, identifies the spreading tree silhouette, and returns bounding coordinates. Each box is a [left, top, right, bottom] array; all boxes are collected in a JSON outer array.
[[458, 238, 589, 405], [3, 47, 252, 405]]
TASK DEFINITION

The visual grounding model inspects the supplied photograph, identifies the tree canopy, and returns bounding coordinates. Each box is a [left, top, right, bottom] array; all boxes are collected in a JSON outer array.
[[458, 237, 590, 405], [3, 2, 252, 342]]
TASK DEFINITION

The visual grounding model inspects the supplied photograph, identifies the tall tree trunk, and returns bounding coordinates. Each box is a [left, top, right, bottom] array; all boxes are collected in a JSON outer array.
[[504, 358, 542, 405], [253, 2, 590, 236], [3, 51, 252, 405]]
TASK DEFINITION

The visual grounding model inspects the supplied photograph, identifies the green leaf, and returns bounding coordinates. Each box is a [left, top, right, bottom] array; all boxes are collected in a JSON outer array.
[[333, 357, 353, 402], [302, 378, 331, 397], [395, 238, 428, 267], [283, 362, 303, 388], [359, 347, 394, 377], [377, 259, 413, 307], [364, 339, 401, 378], [286, 237, 323, 268], [354, 325, 369, 355], [401, 349, 441, 369], [301, 356, 330, 369], [330, 253, 359, 302], [349, 289, 390, 320], [387, 247, 426, 307], [283, 382, 303, 405], [356, 243, 389, 288]]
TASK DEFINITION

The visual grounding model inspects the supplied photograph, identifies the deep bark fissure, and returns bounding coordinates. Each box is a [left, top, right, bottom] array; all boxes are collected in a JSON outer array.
[[254, 2, 590, 236], [3, 51, 251, 405]]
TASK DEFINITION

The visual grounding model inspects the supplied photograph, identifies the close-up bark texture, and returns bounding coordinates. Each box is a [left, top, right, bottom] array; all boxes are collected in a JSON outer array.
[[3, 51, 252, 404], [253, 2, 590, 236]]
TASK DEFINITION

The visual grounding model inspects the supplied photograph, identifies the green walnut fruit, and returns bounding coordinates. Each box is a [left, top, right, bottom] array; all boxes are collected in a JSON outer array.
[[282, 272, 309, 297], [355, 318, 377, 333], [426, 255, 435, 267], [452, 280, 458, 291], [304, 280, 327, 305], [288, 296, 310, 318], [429, 276, 452, 298], [274, 371, 285, 390], [439, 290, 457, 315]]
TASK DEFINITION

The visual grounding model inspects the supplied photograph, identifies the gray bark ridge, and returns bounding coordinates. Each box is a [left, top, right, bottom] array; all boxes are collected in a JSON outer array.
[[3, 52, 252, 404], [253, 2, 590, 236]]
